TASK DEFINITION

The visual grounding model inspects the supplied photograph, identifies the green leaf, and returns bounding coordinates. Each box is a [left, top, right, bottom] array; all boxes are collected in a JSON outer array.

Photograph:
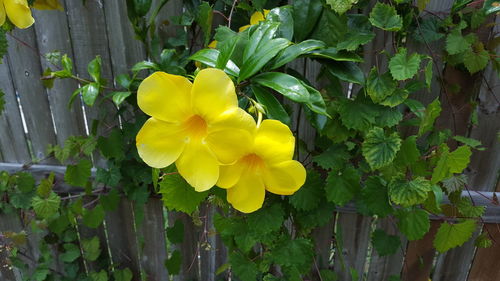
[[311, 9, 347, 47], [247, 204, 284, 235], [271, 238, 313, 272], [324, 61, 365, 84], [446, 30, 471, 55], [87, 56, 101, 83], [475, 232, 492, 248], [0, 89, 5, 114], [230, 252, 259, 281], [159, 174, 208, 214], [361, 176, 393, 217], [289, 170, 324, 211], [372, 229, 401, 256], [32, 192, 60, 219], [82, 236, 101, 261], [431, 145, 472, 184], [252, 85, 290, 125], [0, 28, 8, 63], [131, 61, 159, 72], [484, 0, 500, 14], [252, 72, 310, 103], [65, 159, 92, 187], [89, 270, 108, 281], [325, 165, 360, 206], [167, 219, 184, 244], [418, 99, 441, 136], [389, 177, 432, 207], [367, 68, 397, 103], [215, 30, 240, 70], [307, 47, 363, 62], [412, 17, 444, 43], [195, 2, 213, 46], [131, 0, 152, 16], [417, 0, 431, 11], [165, 250, 182, 275], [463, 47, 489, 74], [313, 144, 350, 170], [434, 220, 476, 252], [14, 172, 36, 193], [375, 106, 403, 128], [369, 3, 402, 31], [189, 49, 240, 77], [267, 6, 294, 40], [81, 83, 100, 106], [96, 164, 122, 188], [394, 136, 420, 167], [442, 175, 468, 193], [36, 173, 54, 198], [83, 204, 105, 228], [302, 82, 329, 116], [269, 40, 325, 69], [453, 135, 482, 149], [326, 0, 358, 15], [338, 98, 378, 131], [60, 243, 81, 263], [292, 0, 323, 41], [113, 268, 133, 281], [425, 60, 433, 89], [362, 127, 401, 170], [97, 129, 124, 160], [111, 91, 132, 106], [389, 48, 422, 80], [100, 188, 120, 211], [397, 209, 430, 240]]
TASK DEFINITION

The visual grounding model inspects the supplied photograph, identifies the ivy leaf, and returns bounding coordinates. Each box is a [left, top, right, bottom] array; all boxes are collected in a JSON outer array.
[[159, 174, 208, 214], [362, 127, 401, 170], [230, 252, 259, 281], [65, 159, 92, 187], [433, 220, 476, 252], [82, 236, 101, 261], [389, 177, 432, 207], [32, 192, 60, 219], [463, 47, 489, 74], [418, 99, 441, 136], [289, 171, 323, 211], [325, 165, 360, 206], [397, 209, 430, 240], [371, 229, 401, 256], [83, 204, 105, 228], [369, 3, 402, 31], [446, 30, 471, 55], [389, 48, 422, 80], [361, 176, 393, 217], [367, 68, 397, 103], [326, 0, 358, 15]]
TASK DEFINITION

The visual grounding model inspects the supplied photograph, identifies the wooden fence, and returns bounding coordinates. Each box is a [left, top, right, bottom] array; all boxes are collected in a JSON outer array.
[[0, 0, 499, 280]]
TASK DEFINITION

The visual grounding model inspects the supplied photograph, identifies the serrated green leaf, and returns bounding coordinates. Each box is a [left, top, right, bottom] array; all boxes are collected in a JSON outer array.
[[367, 68, 397, 103], [100, 188, 120, 211], [337, 14, 375, 51], [379, 88, 409, 108], [397, 209, 430, 240], [312, 144, 350, 170], [32, 192, 60, 219], [375, 106, 403, 128], [372, 229, 401, 256], [230, 252, 259, 281], [82, 236, 101, 261], [325, 165, 360, 206], [412, 17, 444, 43], [369, 3, 402, 31], [432, 145, 472, 184], [326, 0, 358, 14], [434, 220, 476, 252], [89, 270, 108, 281], [14, 172, 35, 193], [289, 170, 324, 211], [475, 232, 492, 248], [361, 176, 393, 217], [442, 175, 468, 193], [252, 72, 310, 103], [446, 30, 471, 55], [0, 28, 8, 63], [389, 48, 422, 81], [247, 204, 284, 235], [394, 136, 420, 167], [338, 99, 378, 131], [271, 238, 313, 272], [60, 243, 81, 263], [83, 204, 105, 228], [463, 47, 489, 74], [159, 174, 208, 214], [165, 250, 182, 275], [418, 99, 441, 136], [389, 177, 432, 207], [65, 159, 92, 187], [362, 127, 401, 170], [97, 129, 124, 160]]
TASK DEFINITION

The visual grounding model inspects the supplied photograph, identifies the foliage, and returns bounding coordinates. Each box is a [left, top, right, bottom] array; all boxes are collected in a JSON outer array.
[[0, 0, 498, 280]]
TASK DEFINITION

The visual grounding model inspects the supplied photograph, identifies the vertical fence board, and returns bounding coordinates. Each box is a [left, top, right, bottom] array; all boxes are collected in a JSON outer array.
[[0, 59, 30, 162], [200, 204, 217, 281], [334, 213, 372, 281], [467, 223, 500, 281], [138, 198, 168, 281], [105, 198, 142, 279], [32, 7, 87, 144], [6, 28, 57, 163], [402, 221, 440, 281], [169, 212, 200, 281]]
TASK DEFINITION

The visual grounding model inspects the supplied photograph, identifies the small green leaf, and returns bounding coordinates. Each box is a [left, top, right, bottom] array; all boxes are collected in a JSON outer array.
[[0, 89, 5, 114], [463, 47, 489, 74], [389, 48, 422, 80], [131, 61, 159, 73], [362, 127, 401, 170], [397, 209, 430, 240], [83, 204, 105, 228], [292, 0, 323, 41], [82, 236, 101, 261], [167, 219, 184, 244], [252, 72, 310, 103], [324, 61, 365, 84], [60, 243, 81, 263], [113, 268, 133, 281], [434, 220, 476, 252], [36, 173, 54, 198], [289, 170, 324, 211], [195, 2, 213, 46], [425, 60, 433, 89], [159, 174, 208, 214], [326, 0, 358, 15], [418, 99, 441, 136], [65, 159, 92, 187], [389, 177, 432, 207], [87, 56, 102, 83], [32, 192, 60, 219], [367, 67, 397, 103], [369, 3, 402, 31], [442, 175, 468, 193], [189, 49, 240, 77], [325, 165, 360, 206], [446, 30, 471, 55], [89, 270, 108, 281], [111, 91, 132, 106], [252, 85, 290, 125], [230, 252, 259, 281], [361, 176, 393, 217], [475, 232, 492, 248], [82, 83, 100, 106], [14, 172, 36, 193], [417, 0, 431, 11], [372, 229, 401, 256], [165, 250, 182, 275]]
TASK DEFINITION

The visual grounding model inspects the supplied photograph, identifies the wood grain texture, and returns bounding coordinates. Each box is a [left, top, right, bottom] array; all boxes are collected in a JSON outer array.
[[402, 221, 440, 281], [168, 212, 200, 281], [467, 224, 500, 281], [0, 214, 23, 281]]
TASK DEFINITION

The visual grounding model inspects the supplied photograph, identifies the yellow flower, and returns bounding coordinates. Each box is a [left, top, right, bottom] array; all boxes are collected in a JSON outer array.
[[238, 9, 270, 32], [217, 119, 306, 213], [0, 0, 34, 29], [208, 40, 217, 48], [33, 0, 63, 11], [136, 68, 255, 192]]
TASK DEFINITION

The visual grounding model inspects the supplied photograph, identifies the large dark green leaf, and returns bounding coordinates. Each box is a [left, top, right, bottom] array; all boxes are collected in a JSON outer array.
[[195, 2, 213, 45], [252, 85, 291, 125], [324, 61, 365, 84], [189, 49, 240, 76], [293, 0, 323, 41], [269, 39, 326, 69], [252, 72, 310, 103], [267, 6, 294, 40], [307, 48, 363, 62]]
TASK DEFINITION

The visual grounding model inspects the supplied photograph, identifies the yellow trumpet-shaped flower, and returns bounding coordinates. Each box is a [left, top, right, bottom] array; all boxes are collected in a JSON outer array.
[[217, 119, 306, 213], [136, 68, 255, 192], [0, 0, 34, 29], [33, 0, 63, 11], [238, 9, 270, 32]]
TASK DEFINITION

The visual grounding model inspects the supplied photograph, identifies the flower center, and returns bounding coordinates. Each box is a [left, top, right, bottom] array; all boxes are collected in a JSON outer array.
[[241, 153, 265, 172], [183, 115, 208, 140]]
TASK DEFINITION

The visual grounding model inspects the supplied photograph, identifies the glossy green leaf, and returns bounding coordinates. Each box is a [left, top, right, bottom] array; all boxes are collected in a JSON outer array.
[[189, 49, 240, 77], [252, 72, 310, 103], [324, 61, 365, 84], [389, 177, 432, 207], [111, 91, 132, 106], [307, 48, 363, 62], [269, 39, 325, 69], [293, 0, 323, 41], [195, 2, 213, 45], [252, 85, 290, 125], [82, 83, 100, 106], [434, 220, 476, 252], [369, 3, 402, 31], [87, 56, 101, 83]]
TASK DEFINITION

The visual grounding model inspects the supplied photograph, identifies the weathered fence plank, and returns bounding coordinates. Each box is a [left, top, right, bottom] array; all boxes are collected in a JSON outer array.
[[169, 212, 200, 281], [402, 221, 440, 281], [467, 223, 500, 281]]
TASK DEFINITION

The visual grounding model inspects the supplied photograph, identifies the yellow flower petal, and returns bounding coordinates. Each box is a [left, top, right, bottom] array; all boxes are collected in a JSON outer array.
[[264, 160, 306, 195], [0, 3, 6, 26], [176, 142, 219, 192], [136, 118, 186, 168], [254, 119, 295, 163], [206, 107, 256, 164], [217, 160, 245, 189], [137, 71, 192, 123], [191, 68, 237, 121], [249, 11, 265, 25], [227, 172, 265, 213], [33, 0, 63, 10], [5, 0, 34, 29], [238, 24, 251, 32], [208, 40, 217, 48]]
